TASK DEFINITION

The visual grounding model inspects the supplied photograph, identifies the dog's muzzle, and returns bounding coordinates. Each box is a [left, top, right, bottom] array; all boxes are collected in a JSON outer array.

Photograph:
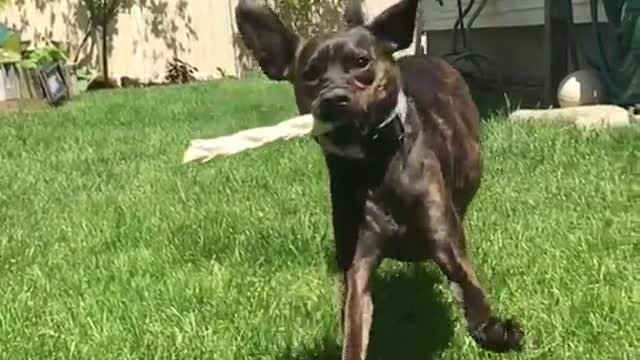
[[311, 88, 353, 136], [315, 88, 352, 120]]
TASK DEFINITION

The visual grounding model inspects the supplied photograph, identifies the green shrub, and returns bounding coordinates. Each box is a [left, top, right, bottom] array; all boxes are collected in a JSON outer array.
[[19, 46, 67, 69]]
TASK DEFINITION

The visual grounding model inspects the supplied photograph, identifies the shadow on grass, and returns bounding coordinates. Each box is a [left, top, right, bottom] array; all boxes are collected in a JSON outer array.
[[280, 265, 455, 360]]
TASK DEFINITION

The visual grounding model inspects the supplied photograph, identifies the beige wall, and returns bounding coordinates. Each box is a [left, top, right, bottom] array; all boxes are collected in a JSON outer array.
[[0, 0, 413, 82], [2, 0, 239, 83], [364, 0, 398, 18]]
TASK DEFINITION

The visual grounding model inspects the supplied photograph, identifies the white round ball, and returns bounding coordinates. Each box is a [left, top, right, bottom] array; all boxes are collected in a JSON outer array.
[[557, 69, 606, 108]]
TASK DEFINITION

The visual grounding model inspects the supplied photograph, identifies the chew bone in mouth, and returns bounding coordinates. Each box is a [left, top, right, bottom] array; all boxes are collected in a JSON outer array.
[[182, 113, 329, 163], [181, 88, 407, 164]]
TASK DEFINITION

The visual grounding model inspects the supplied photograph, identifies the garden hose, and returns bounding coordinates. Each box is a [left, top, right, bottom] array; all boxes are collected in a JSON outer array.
[[589, 0, 615, 87], [466, 0, 488, 30], [442, 0, 504, 93], [587, 0, 640, 105], [452, 0, 473, 50]]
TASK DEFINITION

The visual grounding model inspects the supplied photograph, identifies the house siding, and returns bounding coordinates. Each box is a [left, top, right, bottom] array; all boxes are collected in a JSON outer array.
[[2, 0, 242, 82], [422, 0, 608, 31]]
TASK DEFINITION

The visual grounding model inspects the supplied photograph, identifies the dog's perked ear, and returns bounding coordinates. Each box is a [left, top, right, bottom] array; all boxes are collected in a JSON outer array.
[[235, 0, 299, 81], [365, 0, 419, 52], [344, 0, 365, 28]]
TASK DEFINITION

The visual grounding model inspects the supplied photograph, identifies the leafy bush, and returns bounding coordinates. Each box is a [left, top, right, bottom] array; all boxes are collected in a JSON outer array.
[[165, 57, 198, 84], [19, 46, 67, 69], [73, 65, 98, 93], [0, 0, 10, 11], [273, 0, 347, 38]]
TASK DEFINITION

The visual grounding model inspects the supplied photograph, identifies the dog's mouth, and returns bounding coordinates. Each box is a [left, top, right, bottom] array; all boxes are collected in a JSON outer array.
[[305, 87, 374, 158], [310, 108, 366, 141], [310, 87, 358, 134], [310, 116, 337, 136], [312, 88, 408, 158], [309, 83, 406, 148], [310, 109, 371, 142], [310, 115, 356, 136]]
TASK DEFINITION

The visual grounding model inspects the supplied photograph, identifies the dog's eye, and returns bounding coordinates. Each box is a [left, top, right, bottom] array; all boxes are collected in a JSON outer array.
[[355, 56, 370, 68], [302, 64, 321, 82]]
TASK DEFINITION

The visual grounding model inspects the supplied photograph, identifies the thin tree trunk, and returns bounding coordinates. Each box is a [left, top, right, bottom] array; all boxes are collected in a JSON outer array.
[[101, 22, 109, 83], [73, 26, 93, 66]]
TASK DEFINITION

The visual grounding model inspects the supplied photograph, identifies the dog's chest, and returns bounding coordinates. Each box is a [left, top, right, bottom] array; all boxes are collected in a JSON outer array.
[[361, 139, 444, 261], [363, 185, 431, 261]]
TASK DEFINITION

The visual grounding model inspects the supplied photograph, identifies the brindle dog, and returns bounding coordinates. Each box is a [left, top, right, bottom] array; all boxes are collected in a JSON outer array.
[[235, 0, 524, 358]]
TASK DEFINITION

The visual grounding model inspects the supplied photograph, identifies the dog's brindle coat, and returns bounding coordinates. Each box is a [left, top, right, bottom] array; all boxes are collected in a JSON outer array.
[[236, 0, 524, 358]]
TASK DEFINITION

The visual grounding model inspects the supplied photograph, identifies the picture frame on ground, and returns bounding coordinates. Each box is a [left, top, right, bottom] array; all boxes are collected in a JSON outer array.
[[38, 61, 69, 105]]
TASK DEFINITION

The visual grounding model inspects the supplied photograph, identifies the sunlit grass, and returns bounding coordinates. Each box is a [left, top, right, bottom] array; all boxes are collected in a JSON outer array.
[[0, 79, 638, 359]]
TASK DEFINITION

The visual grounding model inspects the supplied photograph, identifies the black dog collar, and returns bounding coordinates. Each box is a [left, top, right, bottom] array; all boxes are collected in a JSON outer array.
[[313, 91, 409, 159], [369, 90, 408, 143]]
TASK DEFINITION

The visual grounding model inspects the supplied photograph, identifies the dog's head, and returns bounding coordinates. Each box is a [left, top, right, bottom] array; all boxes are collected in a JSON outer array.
[[236, 0, 418, 140]]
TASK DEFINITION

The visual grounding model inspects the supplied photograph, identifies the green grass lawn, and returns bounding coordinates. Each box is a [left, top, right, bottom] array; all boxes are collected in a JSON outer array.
[[0, 79, 638, 360]]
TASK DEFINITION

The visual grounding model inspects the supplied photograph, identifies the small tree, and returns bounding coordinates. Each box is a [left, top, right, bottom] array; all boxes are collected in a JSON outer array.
[[81, 0, 126, 83]]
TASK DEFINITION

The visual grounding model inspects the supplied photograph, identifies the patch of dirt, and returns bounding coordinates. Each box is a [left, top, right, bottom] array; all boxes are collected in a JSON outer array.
[[0, 99, 50, 115]]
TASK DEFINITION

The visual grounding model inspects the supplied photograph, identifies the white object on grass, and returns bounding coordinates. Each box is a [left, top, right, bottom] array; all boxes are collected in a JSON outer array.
[[509, 105, 632, 129], [183, 114, 316, 163], [557, 69, 606, 108]]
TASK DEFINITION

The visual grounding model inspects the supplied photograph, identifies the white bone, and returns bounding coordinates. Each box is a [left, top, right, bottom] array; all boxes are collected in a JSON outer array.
[[182, 114, 315, 163]]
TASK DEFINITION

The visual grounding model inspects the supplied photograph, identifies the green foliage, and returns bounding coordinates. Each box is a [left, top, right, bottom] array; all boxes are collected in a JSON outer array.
[[74, 65, 95, 81], [82, 0, 126, 28], [165, 56, 198, 84], [273, 0, 347, 38], [73, 65, 98, 93], [19, 46, 67, 69]]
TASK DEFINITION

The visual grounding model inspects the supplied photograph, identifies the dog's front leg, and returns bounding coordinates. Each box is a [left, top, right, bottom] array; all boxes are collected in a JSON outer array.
[[341, 235, 381, 360], [326, 158, 382, 359], [431, 236, 524, 353]]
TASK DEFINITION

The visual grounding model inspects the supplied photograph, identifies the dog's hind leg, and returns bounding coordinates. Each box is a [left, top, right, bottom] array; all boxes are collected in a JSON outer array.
[[416, 156, 524, 353]]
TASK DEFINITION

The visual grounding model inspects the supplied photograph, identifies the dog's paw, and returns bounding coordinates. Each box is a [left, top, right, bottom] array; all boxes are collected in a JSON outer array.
[[471, 317, 524, 353]]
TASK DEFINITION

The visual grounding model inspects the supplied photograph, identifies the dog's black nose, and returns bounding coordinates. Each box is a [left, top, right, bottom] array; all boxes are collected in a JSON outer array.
[[316, 88, 352, 121]]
